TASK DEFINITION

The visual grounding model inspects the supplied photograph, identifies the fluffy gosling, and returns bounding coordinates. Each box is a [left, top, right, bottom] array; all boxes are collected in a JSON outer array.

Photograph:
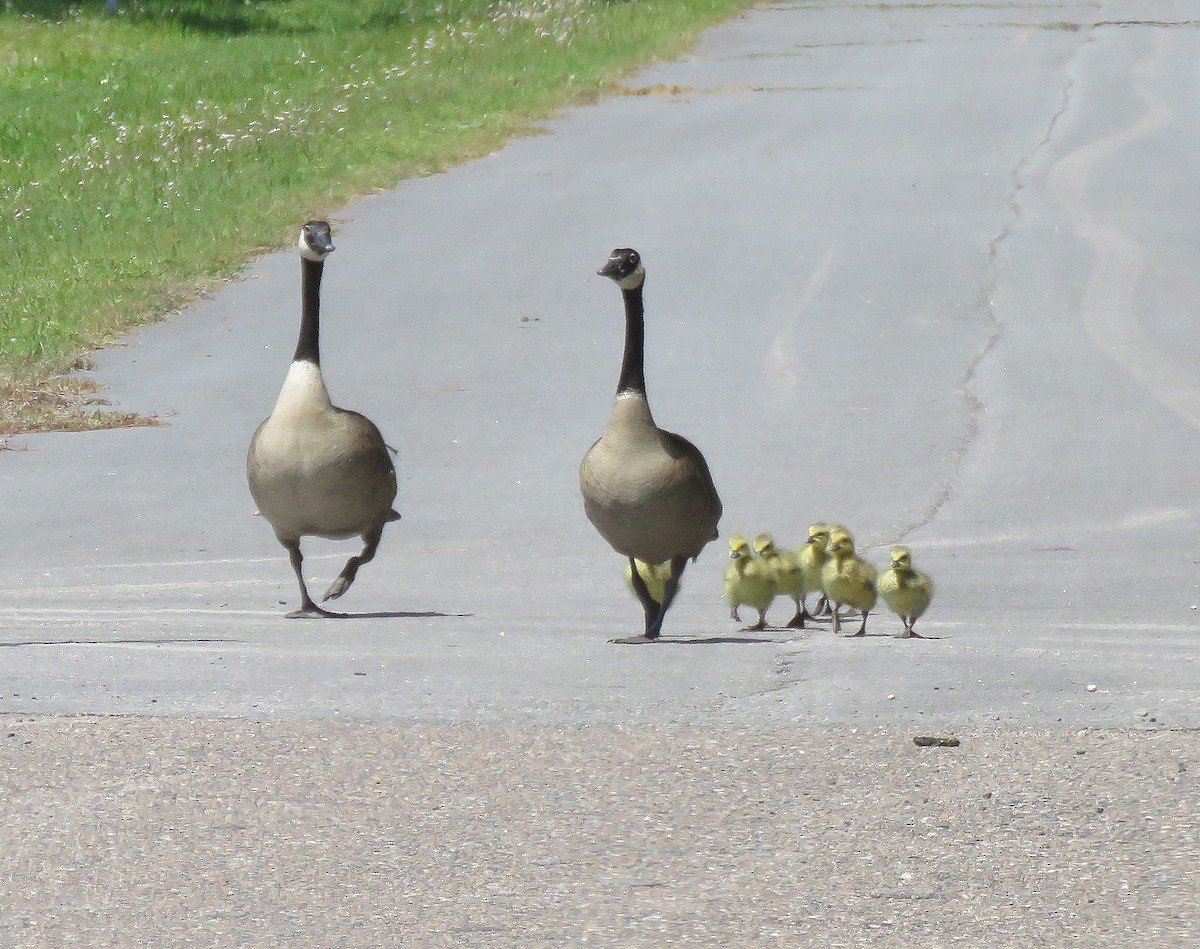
[[821, 527, 877, 636], [724, 534, 777, 631], [877, 546, 934, 638], [796, 521, 837, 623], [753, 533, 807, 628]]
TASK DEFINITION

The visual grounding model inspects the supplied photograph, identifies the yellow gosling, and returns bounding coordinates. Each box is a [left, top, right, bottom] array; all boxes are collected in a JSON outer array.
[[724, 534, 777, 631], [877, 546, 935, 639], [821, 528, 877, 636], [796, 521, 836, 622], [753, 533, 806, 628]]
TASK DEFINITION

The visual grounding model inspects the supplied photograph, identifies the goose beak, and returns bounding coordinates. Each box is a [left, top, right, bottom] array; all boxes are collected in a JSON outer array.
[[597, 259, 622, 279]]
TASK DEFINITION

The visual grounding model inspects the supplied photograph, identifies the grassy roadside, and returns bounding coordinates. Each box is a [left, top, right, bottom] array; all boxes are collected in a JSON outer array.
[[0, 0, 753, 435]]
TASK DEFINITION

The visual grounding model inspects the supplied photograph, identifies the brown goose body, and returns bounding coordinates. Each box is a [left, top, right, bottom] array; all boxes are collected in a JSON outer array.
[[580, 393, 720, 566], [246, 220, 399, 617], [248, 364, 397, 543], [580, 248, 721, 643]]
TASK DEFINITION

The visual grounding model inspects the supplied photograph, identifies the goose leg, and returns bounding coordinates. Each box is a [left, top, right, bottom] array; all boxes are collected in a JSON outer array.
[[625, 556, 661, 636], [323, 525, 384, 602], [283, 541, 342, 619], [747, 608, 767, 632], [830, 602, 842, 635], [611, 555, 687, 644], [786, 596, 810, 629], [647, 556, 688, 638]]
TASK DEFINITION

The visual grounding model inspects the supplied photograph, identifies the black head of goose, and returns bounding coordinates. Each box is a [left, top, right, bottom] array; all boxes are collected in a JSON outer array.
[[246, 220, 401, 618], [579, 247, 722, 644]]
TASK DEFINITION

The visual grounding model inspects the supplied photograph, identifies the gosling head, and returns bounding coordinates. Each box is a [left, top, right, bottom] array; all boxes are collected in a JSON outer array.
[[889, 546, 913, 571], [728, 534, 751, 559], [598, 247, 646, 291], [827, 529, 856, 558], [299, 219, 335, 262], [807, 522, 831, 547], [752, 533, 776, 556]]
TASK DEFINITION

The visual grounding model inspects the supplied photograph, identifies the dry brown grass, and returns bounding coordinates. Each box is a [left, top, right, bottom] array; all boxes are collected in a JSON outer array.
[[0, 361, 160, 438]]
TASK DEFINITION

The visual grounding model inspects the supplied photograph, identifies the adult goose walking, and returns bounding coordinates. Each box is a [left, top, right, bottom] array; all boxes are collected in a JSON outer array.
[[580, 248, 722, 643], [247, 220, 400, 617]]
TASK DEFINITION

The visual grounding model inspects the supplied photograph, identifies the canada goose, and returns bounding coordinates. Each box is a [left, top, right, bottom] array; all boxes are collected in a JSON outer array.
[[877, 545, 934, 638], [246, 220, 400, 617], [820, 527, 877, 636], [579, 248, 722, 644], [724, 534, 776, 631], [753, 533, 805, 628]]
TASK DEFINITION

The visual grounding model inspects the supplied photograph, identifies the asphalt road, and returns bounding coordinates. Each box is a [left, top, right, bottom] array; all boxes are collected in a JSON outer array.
[[1, 1, 1197, 944]]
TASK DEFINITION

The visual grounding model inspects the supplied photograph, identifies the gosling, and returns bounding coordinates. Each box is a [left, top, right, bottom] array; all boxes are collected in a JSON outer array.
[[724, 534, 777, 631], [821, 527, 877, 636], [877, 546, 934, 638], [795, 522, 836, 624], [753, 533, 806, 628]]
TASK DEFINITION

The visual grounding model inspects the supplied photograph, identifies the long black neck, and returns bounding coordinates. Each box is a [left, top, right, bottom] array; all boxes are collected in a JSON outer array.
[[616, 282, 646, 395], [293, 256, 323, 365]]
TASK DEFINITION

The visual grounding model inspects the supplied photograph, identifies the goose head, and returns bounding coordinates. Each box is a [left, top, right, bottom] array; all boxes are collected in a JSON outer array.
[[598, 247, 646, 291], [889, 546, 913, 572], [298, 219, 336, 262]]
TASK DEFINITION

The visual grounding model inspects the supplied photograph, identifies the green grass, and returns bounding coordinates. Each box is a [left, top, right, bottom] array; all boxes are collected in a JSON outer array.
[[0, 0, 753, 433]]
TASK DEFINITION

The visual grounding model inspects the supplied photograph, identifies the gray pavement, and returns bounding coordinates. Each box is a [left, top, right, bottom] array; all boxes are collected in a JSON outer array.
[[1, 0, 1198, 944]]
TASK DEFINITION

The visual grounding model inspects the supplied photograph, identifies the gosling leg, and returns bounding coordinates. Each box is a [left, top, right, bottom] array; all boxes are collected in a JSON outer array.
[[896, 617, 926, 639], [846, 610, 869, 638], [786, 596, 810, 629]]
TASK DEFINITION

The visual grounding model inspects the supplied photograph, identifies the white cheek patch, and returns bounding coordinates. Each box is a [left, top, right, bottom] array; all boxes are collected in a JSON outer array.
[[298, 239, 327, 262], [616, 264, 646, 291], [298, 232, 333, 261]]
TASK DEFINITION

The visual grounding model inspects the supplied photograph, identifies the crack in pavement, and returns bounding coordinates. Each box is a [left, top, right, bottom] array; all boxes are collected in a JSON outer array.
[[893, 15, 1099, 545]]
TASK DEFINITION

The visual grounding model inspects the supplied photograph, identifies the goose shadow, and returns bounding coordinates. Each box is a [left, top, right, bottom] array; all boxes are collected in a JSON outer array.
[[290, 610, 472, 621], [0, 638, 243, 648], [653, 634, 778, 645]]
